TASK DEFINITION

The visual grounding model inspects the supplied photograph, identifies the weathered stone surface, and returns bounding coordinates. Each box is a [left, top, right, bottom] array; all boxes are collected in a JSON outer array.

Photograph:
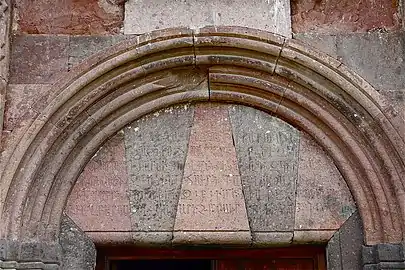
[[3, 84, 51, 131], [293, 230, 335, 244], [60, 214, 96, 270], [66, 133, 132, 232], [252, 232, 293, 247], [380, 89, 405, 140], [340, 211, 364, 269], [174, 104, 251, 244], [229, 105, 299, 232], [292, 0, 401, 33], [293, 33, 338, 58], [68, 35, 132, 68], [15, 0, 124, 35], [327, 232, 343, 270], [125, 105, 193, 232], [173, 232, 251, 246], [336, 32, 405, 91], [124, 0, 291, 37], [10, 35, 69, 84], [295, 132, 356, 230]]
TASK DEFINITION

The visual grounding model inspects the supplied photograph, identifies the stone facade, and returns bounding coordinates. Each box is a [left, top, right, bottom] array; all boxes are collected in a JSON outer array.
[[0, 1, 404, 270]]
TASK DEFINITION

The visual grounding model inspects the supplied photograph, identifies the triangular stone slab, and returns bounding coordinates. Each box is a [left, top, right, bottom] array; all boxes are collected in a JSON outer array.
[[173, 104, 251, 245]]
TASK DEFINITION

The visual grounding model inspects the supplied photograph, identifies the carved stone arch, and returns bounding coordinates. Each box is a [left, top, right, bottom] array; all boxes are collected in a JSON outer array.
[[0, 26, 403, 261]]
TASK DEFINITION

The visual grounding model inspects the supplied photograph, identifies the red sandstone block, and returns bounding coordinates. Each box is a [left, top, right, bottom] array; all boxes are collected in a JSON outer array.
[[14, 0, 124, 35], [292, 0, 400, 33], [9, 35, 69, 84]]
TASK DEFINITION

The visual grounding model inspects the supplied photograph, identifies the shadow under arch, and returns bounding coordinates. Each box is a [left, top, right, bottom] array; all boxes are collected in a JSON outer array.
[[0, 26, 404, 248]]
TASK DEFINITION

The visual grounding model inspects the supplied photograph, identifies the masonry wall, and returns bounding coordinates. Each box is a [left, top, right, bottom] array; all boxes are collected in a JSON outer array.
[[0, 1, 404, 270]]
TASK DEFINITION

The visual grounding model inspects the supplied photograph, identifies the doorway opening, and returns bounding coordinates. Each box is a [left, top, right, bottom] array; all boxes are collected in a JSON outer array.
[[96, 246, 326, 270]]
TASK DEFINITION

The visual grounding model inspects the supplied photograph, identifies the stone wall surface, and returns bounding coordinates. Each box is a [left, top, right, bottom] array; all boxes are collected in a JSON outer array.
[[294, 31, 405, 138], [124, 0, 292, 37], [1, 0, 404, 269], [291, 0, 401, 33], [14, 0, 124, 35]]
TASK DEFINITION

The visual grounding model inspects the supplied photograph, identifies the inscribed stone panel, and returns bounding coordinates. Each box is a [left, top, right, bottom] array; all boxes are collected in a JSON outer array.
[[66, 133, 131, 232], [125, 105, 193, 231], [174, 104, 250, 233], [295, 132, 356, 231], [229, 105, 299, 232]]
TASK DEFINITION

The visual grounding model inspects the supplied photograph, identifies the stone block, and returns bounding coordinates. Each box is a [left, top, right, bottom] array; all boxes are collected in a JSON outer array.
[[379, 89, 404, 140], [125, 104, 193, 232], [295, 132, 356, 231], [336, 32, 405, 91], [172, 232, 252, 246], [174, 104, 251, 244], [339, 211, 364, 270], [15, 0, 124, 35], [68, 35, 133, 68], [10, 35, 69, 84], [293, 230, 335, 244], [327, 232, 342, 270], [3, 84, 51, 131], [66, 133, 132, 232], [124, 0, 291, 37], [293, 33, 338, 58], [291, 0, 400, 33], [60, 214, 96, 270], [251, 232, 293, 247], [229, 105, 299, 232]]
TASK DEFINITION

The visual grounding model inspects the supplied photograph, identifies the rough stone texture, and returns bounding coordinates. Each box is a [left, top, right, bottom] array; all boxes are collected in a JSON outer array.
[[380, 89, 405, 138], [336, 32, 405, 91], [68, 35, 133, 68], [293, 33, 338, 58], [124, 0, 292, 37], [293, 230, 335, 244], [66, 133, 132, 232], [293, 32, 405, 137], [327, 232, 343, 270], [3, 84, 51, 131], [9, 35, 69, 84], [295, 31, 405, 92], [326, 211, 364, 269], [173, 104, 251, 244], [125, 104, 193, 233], [340, 211, 364, 269], [295, 132, 356, 231], [60, 214, 96, 270], [363, 243, 405, 269], [252, 232, 293, 247], [291, 0, 401, 33], [229, 105, 299, 232], [14, 0, 124, 35]]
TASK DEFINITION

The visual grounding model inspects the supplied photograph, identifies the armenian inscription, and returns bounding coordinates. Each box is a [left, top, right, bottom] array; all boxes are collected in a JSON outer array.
[[125, 105, 194, 231], [174, 104, 250, 233], [66, 133, 132, 231], [229, 105, 299, 231]]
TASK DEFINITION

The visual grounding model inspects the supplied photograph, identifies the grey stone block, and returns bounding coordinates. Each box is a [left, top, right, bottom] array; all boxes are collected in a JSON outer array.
[[377, 243, 403, 262], [336, 32, 405, 91], [68, 35, 133, 68], [339, 211, 364, 270], [327, 232, 342, 270], [124, 0, 292, 37], [124, 104, 194, 232], [293, 33, 338, 58], [229, 105, 299, 232], [60, 213, 96, 270]]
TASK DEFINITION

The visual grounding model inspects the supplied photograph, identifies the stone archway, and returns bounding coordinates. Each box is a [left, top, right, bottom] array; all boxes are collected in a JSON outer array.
[[0, 26, 404, 269]]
